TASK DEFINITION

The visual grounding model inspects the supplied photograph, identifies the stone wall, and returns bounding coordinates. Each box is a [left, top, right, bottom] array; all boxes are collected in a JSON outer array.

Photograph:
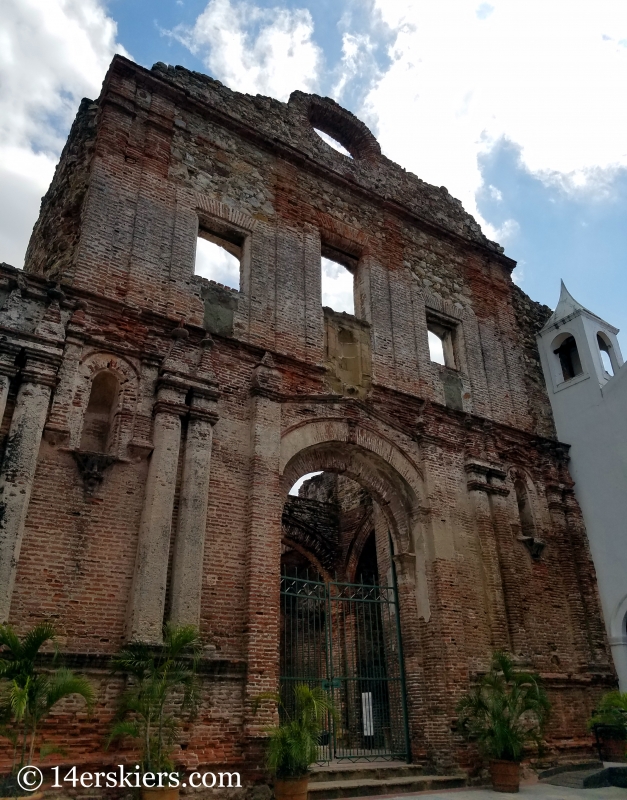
[[511, 284, 555, 438], [24, 99, 99, 282], [0, 53, 616, 789]]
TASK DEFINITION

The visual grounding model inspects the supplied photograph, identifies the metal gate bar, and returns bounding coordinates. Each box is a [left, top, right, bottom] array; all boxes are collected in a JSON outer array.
[[280, 570, 410, 763]]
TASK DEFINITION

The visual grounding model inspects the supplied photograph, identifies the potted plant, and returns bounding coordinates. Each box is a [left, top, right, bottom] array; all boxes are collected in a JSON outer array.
[[457, 651, 550, 793], [0, 622, 94, 799], [589, 691, 627, 762], [255, 684, 336, 800], [107, 624, 202, 800]]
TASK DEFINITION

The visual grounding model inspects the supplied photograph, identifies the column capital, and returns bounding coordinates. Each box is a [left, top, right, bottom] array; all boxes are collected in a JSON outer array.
[[464, 459, 509, 495], [20, 354, 62, 388], [188, 406, 219, 424], [251, 352, 282, 397]]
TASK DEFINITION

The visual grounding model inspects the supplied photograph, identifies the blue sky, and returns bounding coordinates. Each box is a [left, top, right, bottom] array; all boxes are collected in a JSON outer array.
[[1, 0, 626, 343]]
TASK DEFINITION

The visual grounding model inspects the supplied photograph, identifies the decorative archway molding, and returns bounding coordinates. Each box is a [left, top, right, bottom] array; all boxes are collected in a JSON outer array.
[[279, 419, 430, 621], [280, 419, 424, 495]]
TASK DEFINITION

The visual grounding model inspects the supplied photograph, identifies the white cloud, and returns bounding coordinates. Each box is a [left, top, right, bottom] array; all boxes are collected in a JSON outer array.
[[489, 218, 520, 244], [332, 32, 378, 102], [364, 0, 627, 221], [170, 0, 322, 101], [195, 237, 240, 288], [0, 0, 127, 268], [321, 257, 354, 315], [511, 259, 526, 286]]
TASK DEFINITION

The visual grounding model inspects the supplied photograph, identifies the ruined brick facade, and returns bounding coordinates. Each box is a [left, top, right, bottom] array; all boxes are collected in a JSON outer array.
[[0, 54, 616, 786]]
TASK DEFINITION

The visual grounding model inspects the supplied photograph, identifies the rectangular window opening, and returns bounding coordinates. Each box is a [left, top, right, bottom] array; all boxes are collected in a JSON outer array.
[[427, 317, 457, 369], [321, 250, 355, 316], [195, 227, 243, 291]]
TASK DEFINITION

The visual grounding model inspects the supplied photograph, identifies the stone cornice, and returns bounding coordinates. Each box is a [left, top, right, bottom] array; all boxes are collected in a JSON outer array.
[[188, 407, 219, 424], [0, 325, 65, 356], [153, 399, 189, 417]]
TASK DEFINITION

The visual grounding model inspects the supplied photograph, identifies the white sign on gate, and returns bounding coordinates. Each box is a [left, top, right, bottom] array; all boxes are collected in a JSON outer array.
[[361, 691, 374, 737]]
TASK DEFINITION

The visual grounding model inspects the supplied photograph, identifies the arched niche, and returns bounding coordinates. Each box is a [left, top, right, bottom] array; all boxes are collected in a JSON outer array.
[[70, 352, 139, 455], [80, 370, 120, 452], [507, 468, 545, 559]]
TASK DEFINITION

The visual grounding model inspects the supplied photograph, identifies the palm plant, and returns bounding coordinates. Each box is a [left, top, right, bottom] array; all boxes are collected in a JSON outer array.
[[107, 624, 202, 778], [0, 623, 94, 779], [255, 684, 336, 779], [589, 691, 627, 739], [457, 651, 550, 763]]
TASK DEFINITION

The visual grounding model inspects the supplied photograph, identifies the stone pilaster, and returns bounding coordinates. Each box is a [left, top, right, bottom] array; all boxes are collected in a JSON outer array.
[[465, 461, 511, 651], [0, 347, 18, 424], [489, 487, 528, 656], [0, 360, 57, 622], [541, 482, 591, 670], [244, 353, 283, 735], [126, 332, 190, 644], [465, 459, 527, 654], [44, 303, 87, 444], [170, 339, 220, 628]]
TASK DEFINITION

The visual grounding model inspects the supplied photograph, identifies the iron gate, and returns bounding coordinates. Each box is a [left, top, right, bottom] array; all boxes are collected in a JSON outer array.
[[280, 571, 410, 762]]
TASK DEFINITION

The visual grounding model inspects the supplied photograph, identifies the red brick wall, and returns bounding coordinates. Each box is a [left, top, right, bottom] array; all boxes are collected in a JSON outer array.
[[0, 53, 615, 783]]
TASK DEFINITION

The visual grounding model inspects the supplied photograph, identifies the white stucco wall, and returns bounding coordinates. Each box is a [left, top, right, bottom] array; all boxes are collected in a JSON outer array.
[[538, 308, 627, 690]]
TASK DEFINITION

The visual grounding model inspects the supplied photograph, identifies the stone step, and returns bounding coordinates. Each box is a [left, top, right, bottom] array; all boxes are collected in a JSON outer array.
[[308, 773, 467, 799], [310, 762, 427, 783]]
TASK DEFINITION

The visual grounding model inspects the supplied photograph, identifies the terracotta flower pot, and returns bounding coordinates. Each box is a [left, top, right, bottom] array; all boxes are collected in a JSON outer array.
[[600, 737, 627, 762], [141, 787, 180, 800], [274, 775, 309, 800], [489, 759, 520, 793]]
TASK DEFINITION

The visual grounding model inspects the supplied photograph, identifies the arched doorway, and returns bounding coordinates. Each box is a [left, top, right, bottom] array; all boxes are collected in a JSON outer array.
[[279, 423, 427, 763]]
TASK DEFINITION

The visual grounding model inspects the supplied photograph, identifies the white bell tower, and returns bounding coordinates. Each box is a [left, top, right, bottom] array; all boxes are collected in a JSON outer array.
[[538, 280, 623, 396], [537, 282, 627, 690]]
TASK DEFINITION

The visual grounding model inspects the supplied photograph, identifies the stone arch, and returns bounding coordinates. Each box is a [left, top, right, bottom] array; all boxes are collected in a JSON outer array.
[[610, 594, 627, 690], [80, 370, 120, 453], [504, 467, 548, 560], [289, 92, 381, 162], [194, 195, 259, 233], [280, 419, 430, 620], [282, 421, 422, 544], [279, 418, 431, 760]]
